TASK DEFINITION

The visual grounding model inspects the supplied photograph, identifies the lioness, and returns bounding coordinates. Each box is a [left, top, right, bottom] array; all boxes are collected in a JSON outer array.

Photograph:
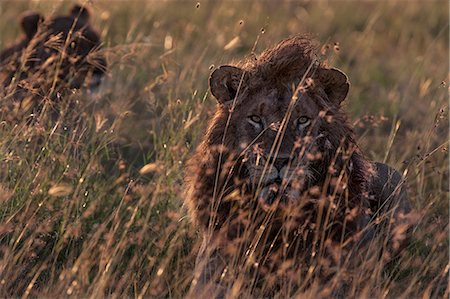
[[0, 4, 106, 120], [185, 35, 411, 297]]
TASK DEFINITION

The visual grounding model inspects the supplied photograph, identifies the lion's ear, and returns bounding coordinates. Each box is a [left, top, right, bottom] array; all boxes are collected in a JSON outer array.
[[21, 12, 44, 40], [209, 65, 245, 104], [70, 4, 90, 24], [319, 68, 349, 105]]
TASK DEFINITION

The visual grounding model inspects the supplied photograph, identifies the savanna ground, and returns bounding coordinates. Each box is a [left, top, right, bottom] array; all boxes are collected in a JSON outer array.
[[0, 1, 448, 298]]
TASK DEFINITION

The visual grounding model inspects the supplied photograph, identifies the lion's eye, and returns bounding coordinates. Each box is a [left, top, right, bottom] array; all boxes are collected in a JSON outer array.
[[248, 115, 263, 129], [297, 116, 311, 129], [250, 115, 261, 123]]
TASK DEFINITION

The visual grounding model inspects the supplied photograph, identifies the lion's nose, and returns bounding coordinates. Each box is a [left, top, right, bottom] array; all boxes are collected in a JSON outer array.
[[268, 157, 289, 172], [273, 176, 282, 184]]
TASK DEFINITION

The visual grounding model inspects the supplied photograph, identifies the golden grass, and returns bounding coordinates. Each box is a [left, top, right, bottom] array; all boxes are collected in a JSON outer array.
[[0, 0, 448, 298]]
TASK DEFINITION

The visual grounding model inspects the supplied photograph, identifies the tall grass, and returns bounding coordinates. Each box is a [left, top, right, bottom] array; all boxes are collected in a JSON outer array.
[[0, 0, 448, 298]]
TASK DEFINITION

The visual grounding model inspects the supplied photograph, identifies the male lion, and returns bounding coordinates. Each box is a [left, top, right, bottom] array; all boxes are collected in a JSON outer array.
[[185, 35, 411, 297], [0, 4, 106, 119]]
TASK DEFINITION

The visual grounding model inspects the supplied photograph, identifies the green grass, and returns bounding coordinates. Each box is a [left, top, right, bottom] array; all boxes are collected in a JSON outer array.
[[0, 0, 448, 297]]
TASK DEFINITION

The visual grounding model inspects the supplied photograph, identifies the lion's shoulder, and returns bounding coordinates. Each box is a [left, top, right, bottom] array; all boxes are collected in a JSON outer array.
[[369, 162, 410, 213]]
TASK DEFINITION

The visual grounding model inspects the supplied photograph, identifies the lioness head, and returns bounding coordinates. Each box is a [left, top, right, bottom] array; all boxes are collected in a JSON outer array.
[[0, 4, 106, 91], [209, 36, 352, 203]]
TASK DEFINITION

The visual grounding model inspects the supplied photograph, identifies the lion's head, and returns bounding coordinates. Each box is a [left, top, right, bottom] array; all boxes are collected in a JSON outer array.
[[0, 4, 106, 91], [205, 35, 362, 205], [185, 34, 373, 240]]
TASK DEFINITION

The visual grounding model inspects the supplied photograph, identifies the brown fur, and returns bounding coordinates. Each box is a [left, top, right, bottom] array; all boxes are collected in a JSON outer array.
[[185, 35, 411, 296], [186, 35, 370, 235], [0, 4, 106, 96]]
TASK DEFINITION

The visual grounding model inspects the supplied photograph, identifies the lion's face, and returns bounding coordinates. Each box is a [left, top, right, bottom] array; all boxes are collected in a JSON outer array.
[[235, 87, 322, 185], [230, 86, 329, 204], [0, 5, 106, 91], [209, 65, 350, 203]]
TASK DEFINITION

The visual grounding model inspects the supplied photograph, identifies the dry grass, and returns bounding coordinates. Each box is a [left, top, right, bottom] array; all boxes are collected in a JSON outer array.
[[0, 0, 448, 298]]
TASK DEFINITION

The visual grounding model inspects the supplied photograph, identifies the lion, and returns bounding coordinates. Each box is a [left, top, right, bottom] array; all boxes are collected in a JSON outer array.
[[185, 35, 411, 297], [0, 4, 106, 119]]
